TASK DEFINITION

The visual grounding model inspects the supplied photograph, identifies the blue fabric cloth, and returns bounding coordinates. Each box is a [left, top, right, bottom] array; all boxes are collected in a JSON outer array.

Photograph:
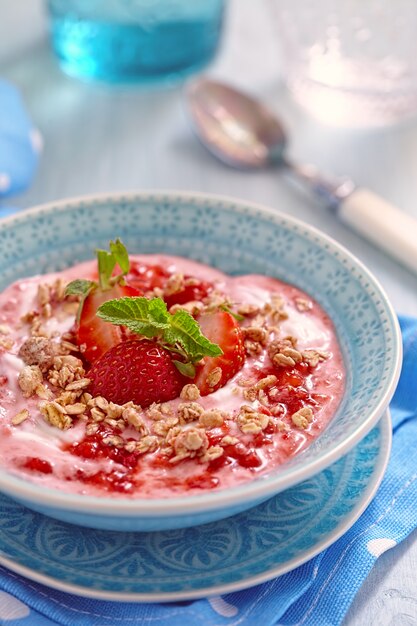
[[0, 317, 415, 626], [0, 79, 41, 218], [1, 79, 416, 625]]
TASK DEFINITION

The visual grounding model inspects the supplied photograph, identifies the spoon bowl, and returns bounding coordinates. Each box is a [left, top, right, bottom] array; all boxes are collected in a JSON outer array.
[[186, 78, 287, 168]]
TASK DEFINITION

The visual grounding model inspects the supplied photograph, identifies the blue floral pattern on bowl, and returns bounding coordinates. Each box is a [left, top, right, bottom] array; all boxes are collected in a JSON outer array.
[[0, 413, 390, 600]]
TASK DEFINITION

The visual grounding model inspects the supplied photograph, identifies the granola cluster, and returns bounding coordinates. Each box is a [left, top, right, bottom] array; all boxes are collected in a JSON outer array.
[[7, 275, 330, 470]]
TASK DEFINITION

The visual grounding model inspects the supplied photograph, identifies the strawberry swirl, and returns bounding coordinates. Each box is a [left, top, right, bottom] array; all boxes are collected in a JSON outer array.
[[0, 253, 345, 497]]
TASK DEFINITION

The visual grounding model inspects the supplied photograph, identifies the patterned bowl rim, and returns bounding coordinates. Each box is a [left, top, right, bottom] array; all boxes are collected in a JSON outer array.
[[0, 190, 402, 515]]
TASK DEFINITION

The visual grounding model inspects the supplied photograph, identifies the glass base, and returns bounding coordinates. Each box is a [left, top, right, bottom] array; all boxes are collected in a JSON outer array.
[[286, 73, 417, 128], [49, 16, 223, 84]]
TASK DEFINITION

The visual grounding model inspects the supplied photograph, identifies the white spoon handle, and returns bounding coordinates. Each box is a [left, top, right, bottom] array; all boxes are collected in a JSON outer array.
[[339, 188, 417, 275]]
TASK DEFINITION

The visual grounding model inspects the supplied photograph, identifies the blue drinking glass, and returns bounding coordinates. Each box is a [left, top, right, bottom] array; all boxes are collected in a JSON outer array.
[[46, 0, 225, 83]]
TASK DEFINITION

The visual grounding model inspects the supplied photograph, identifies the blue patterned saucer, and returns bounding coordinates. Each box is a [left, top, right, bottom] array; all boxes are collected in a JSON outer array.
[[0, 412, 391, 602]]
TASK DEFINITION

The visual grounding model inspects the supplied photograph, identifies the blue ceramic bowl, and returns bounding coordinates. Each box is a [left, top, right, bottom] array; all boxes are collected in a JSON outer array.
[[0, 192, 402, 531]]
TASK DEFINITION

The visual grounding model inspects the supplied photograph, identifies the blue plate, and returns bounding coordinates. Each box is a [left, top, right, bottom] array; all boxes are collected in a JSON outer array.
[[0, 412, 391, 602]]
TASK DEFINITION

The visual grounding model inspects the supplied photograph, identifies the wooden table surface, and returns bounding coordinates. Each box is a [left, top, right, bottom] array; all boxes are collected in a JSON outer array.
[[1, 0, 416, 623]]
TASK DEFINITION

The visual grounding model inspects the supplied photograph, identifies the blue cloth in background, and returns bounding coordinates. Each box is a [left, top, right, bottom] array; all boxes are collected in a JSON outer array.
[[0, 316, 415, 626], [1, 78, 416, 625], [0, 79, 42, 217]]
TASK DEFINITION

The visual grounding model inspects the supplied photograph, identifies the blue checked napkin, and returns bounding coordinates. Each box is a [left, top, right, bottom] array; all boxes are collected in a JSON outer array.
[[0, 79, 41, 218], [1, 81, 417, 626]]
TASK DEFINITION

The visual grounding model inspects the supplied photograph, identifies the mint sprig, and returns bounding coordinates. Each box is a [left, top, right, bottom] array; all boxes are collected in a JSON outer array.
[[97, 296, 223, 377], [96, 238, 130, 290], [64, 239, 130, 319], [96, 250, 117, 290], [109, 239, 129, 274], [65, 239, 130, 298]]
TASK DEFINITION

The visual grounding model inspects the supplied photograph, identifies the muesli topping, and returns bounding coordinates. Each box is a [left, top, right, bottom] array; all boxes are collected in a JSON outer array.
[[0, 241, 344, 496]]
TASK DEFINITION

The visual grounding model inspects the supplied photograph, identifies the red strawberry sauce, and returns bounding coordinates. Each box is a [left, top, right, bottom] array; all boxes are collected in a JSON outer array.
[[0, 255, 345, 497]]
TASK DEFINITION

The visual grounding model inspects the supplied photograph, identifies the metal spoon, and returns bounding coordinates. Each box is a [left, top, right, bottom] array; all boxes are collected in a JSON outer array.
[[186, 78, 417, 275]]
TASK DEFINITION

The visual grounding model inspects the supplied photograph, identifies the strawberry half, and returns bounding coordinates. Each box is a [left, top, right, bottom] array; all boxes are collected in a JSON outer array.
[[88, 339, 184, 407], [193, 311, 245, 395], [77, 283, 140, 364], [66, 239, 141, 364]]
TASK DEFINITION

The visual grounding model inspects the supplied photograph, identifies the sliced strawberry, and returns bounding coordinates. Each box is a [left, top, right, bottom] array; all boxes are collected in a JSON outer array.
[[77, 283, 140, 364], [88, 338, 185, 407], [193, 311, 245, 395]]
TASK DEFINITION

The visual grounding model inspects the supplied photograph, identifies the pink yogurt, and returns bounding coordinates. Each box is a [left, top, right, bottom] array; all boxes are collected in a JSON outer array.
[[0, 255, 345, 498]]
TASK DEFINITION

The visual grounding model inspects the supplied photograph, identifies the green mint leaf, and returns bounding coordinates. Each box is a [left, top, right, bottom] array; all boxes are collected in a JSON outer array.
[[96, 239, 130, 289], [173, 360, 196, 378], [65, 279, 95, 298], [164, 309, 223, 363], [97, 249, 116, 290], [65, 279, 96, 323], [109, 239, 130, 275], [97, 296, 170, 338]]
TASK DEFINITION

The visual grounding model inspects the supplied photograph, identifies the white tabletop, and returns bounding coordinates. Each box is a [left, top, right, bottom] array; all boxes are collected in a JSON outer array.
[[1, 0, 416, 623]]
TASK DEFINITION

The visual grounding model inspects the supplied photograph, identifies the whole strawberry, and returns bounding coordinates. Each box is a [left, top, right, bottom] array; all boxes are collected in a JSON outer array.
[[88, 339, 184, 407]]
